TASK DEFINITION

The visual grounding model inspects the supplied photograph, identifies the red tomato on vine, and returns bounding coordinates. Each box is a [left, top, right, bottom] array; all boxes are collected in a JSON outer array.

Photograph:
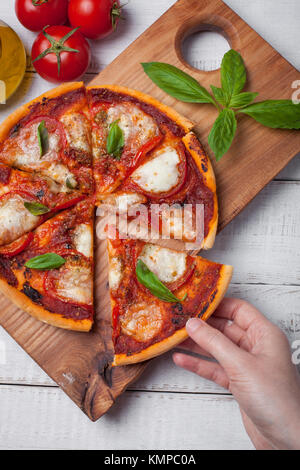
[[15, 0, 68, 32], [31, 26, 91, 83], [68, 0, 124, 40]]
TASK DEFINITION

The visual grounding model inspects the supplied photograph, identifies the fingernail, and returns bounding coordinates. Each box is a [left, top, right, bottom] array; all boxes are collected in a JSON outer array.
[[186, 317, 203, 333]]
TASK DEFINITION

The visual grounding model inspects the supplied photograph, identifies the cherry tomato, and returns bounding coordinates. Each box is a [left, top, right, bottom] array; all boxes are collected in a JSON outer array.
[[166, 259, 195, 292], [0, 233, 34, 257], [31, 26, 91, 83], [68, 0, 123, 40], [128, 136, 162, 177], [54, 196, 85, 213], [15, 0, 68, 32]]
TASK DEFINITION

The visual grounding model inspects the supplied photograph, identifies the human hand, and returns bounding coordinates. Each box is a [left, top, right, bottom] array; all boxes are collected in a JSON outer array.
[[173, 298, 300, 450]]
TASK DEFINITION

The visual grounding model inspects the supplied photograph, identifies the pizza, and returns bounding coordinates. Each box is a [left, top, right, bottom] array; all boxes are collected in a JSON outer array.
[[107, 238, 233, 365], [0, 81, 232, 365], [88, 85, 218, 250], [0, 198, 94, 331], [0, 82, 93, 194], [0, 163, 85, 247]]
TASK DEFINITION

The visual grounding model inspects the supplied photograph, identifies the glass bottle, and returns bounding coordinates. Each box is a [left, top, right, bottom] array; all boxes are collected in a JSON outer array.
[[0, 20, 26, 104]]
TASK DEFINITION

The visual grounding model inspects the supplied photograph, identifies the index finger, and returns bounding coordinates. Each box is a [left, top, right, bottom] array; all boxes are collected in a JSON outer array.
[[213, 297, 271, 331]]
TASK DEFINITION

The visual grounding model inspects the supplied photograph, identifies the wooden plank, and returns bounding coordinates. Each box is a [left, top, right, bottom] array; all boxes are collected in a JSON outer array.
[[209, 181, 300, 286], [224, 0, 300, 70], [1, 284, 299, 394], [0, 385, 252, 450], [276, 154, 300, 181], [0, 0, 300, 423]]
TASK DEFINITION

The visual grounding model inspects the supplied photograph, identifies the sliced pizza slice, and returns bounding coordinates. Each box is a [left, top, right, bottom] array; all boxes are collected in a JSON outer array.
[[107, 238, 233, 366], [0, 82, 94, 195], [87, 85, 194, 196], [100, 131, 218, 250], [0, 163, 85, 247], [0, 198, 94, 331]]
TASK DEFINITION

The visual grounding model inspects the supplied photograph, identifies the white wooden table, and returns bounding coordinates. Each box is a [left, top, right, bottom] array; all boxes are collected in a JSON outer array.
[[0, 0, 300, 450]]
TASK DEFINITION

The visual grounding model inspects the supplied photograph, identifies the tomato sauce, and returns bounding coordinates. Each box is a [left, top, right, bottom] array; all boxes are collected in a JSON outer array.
[[9, 87, 87, 135], [0, 164, 12, 184]]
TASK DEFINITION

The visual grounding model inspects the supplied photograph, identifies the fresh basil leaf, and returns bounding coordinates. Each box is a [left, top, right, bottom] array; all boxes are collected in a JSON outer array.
[[221, 50, 246, 106], [24, 202, 50, 216], [106, 119, 124, 159], [142, 62, 216, 105], [136, 259, 186, 303], [229, 92, 258, 108], [37, 120, 49, 157], [238, 100, 300, 129], [208, 109, 237, 161], [25, 253, 66, 270], [66, 176, 78, 190], [211, 85, 227, 107]]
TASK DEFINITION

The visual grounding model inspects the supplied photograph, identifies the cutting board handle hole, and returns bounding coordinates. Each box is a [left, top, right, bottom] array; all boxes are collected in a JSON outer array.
[[174, 15, 241, 76], [180, 28, 230, 72]]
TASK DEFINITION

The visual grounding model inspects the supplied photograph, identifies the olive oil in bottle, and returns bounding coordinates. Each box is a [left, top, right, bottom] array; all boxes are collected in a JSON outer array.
[[0, 20, 26, 103]]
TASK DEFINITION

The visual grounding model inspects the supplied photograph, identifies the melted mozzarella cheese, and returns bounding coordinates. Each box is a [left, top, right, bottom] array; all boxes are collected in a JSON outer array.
[[107, 103, 159, 148], [56, 263, 92, 305], [0, 195, 39, 246], [44, 176, 68, 194], [131, 146, 180, 194], [44, 163, 77, 189], [73, 224, 93, 258], [5, 122, 77, 190], [161, 207, 197, 241], [120, 303, 164, 342], [109, 256, 123, 291], [15, 123, 60, 168], [61, 113, 91, 153], [139, 244, 187, 284], [100, 192, 146, 213]]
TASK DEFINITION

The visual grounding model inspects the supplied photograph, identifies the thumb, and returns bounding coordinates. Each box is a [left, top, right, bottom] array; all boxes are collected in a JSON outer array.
[[186, 317, 248, 370]]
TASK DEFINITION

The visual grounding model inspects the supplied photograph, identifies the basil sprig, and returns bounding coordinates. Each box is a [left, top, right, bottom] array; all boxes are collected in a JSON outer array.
[[238, 100, 300, 129], [136, 259, 187, 303], [142, 50, 300, 161], [24, 202, 50, 216], [33, 27, 80, 77], [229, 92, 259, 109], [208, 109, 237, 162], [221, 49, 246, 106], [142, 62, 216, 105], [25, 253, 66, 270], [37, 120, 49, 157], [66, 176, 78, 190], [106, 119, 124, 159]]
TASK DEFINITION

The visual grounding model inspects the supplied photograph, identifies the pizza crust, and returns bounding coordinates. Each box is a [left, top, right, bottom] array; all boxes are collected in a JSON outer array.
[[0, 82, 84, 143], [86, 84, 194, 134], [182, 132, 218, 250], [113, 263, 233, 366], [0, 277, 93, 332]]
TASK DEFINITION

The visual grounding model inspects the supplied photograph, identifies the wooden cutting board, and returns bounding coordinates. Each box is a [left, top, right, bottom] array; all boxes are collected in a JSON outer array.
[[1, 0, 299, 422]]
